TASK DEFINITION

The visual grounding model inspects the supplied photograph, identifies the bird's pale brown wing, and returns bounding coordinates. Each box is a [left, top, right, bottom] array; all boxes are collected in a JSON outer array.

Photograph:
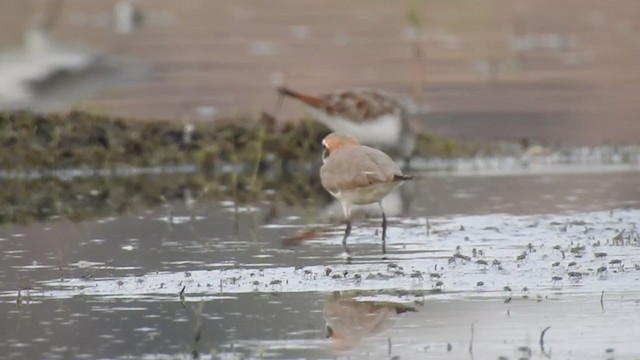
[[320, 145, 403, 193], [321, 89, 404, 122]]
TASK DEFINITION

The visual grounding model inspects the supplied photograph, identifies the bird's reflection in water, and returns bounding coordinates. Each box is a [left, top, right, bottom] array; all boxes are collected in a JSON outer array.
[[282, 183, 414, 250], [323, 292, 416, 351]]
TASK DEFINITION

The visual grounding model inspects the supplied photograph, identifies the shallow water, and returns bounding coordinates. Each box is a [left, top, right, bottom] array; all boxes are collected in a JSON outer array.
[[1, 165, 640, 359]]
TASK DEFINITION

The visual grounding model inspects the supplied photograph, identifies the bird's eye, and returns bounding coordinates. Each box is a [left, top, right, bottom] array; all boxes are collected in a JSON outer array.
[[322, 144, 329, 162]]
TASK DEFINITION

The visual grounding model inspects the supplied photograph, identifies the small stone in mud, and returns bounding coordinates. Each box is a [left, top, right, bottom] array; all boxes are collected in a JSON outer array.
[[366, 272, 392, 280], [476, 281, 484, 287], [269, 280, 282, 290], [454, 253, 471, 262], [552, 262, 560, 267], [331, 274, 342, 279], [597, 266, 607, 274], [518, 346, 532, 357], [594, 252, 607, 258], [387, 263, 400, 270], [570, 245, 586, 254], [516, 253, 527, 261], [609, 259, 622, 266], [568, 261, 577, 267], [568, 271, 582, 279], [429, 273, 441, 279]]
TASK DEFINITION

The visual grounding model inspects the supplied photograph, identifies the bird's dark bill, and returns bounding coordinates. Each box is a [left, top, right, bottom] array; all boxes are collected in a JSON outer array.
[[326, 325, 334, 338]]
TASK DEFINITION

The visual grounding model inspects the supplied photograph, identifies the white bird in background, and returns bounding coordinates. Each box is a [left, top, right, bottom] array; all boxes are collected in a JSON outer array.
[[277, 86, 418, 164]]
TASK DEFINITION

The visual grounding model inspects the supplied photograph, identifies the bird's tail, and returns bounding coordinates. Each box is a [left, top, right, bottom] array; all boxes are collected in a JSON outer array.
[[277, 86, 326, 108], [393, 174, 414, 181]]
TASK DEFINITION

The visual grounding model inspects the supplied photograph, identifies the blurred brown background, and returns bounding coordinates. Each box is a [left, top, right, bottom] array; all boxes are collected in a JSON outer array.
[[2, 0, 640, 144]]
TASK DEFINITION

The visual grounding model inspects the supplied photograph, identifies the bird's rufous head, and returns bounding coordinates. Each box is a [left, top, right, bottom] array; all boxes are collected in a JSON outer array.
[[321, 133, 360, 162]]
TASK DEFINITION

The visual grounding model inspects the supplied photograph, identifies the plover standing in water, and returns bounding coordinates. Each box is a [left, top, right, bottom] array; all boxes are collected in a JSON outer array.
[[319, 133, 413, 255]]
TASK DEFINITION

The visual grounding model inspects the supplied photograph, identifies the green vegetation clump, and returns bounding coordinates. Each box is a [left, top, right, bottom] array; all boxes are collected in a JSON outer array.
[[0, 110, 488, 171], [416, 133, 494, 158], [0, 110, 328, 171]]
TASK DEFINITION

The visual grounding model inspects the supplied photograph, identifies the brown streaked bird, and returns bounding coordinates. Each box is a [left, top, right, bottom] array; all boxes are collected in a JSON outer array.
[[278, 86, 417, 164], [320, 133, 413, 254]]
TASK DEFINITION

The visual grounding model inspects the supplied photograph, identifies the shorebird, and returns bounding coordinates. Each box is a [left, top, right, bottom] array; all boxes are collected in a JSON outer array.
[[277, 86, 417, 164], [320, 133, 413, 254]]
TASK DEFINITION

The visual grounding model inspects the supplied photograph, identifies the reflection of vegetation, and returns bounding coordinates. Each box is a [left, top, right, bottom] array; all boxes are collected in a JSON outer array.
[[0, 170, 329, 226], [0, 110, 491, 171]]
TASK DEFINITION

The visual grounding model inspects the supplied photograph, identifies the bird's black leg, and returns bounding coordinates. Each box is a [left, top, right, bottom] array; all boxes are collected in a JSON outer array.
[[342, 219, 352, 255], [380, 203, 387, 255], [381, 211, 387, 241]]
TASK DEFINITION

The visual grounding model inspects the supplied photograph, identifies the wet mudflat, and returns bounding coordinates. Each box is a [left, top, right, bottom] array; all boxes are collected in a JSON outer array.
[[1, 164, 639, 359]]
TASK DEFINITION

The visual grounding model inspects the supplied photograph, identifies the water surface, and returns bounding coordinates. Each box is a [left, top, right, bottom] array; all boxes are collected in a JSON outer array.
[[1, 165, 639, 359]]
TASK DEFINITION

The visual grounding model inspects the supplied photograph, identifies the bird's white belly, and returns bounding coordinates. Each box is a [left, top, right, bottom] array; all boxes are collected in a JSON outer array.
[[330, 181, 400, 206], [307, 107, 402, 146]]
